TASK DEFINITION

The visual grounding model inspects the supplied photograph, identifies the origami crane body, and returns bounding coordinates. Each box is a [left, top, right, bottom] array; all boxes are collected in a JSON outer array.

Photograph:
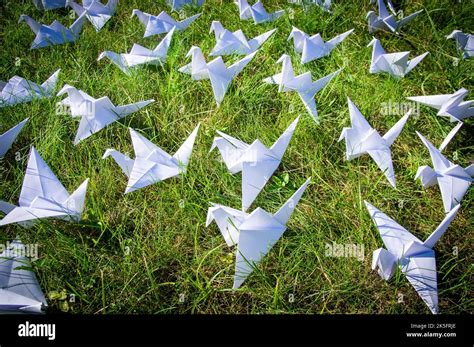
[[57, 85, 154, 144], [367, 0, 422, 34], [168, 0, 204, 11], [211, 117, 299, 211], [103, 124, 200, 193], [288, 27, 354, 64], [0, 239, 47, 313], [0, 70, 60, 107], [446, 30, 473, 59], [207, 178, 310, 289], [263, 54, 341, 122], [98, 28, 175, 74], [179, 46, 256, 106], [32, 0, 67, 10], [235, 0, 284, 24], [415, 131, 473, 213], [132, 9, 200, 37], [366, 201, 460, 314], [209, 21, 275, 56], [0, 147, 89, 226], [0, 118, 28, 158], [407, 88, 474, 122], [19, 13, 87, 49], [339, 98, 410, 188], [67, 0, 118, 32], [368, 38, 428, 78]]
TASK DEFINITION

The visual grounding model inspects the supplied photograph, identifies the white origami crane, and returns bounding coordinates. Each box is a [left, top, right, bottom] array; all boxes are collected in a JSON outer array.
[[288, 27, 354, 64], [206, 178, 310, 289], [210, 117, 299, 211], [0, 70, 60, 107], [368, 37, 428, 78], [19, 13, 87, 49], [209, 21, 275, 56], [446, 30, 473, 59], [67, 0, 118, 32], [0, 119, 28, 158], [32, 0, 66, 10], [0, 239, 47, 313], [103, 124, 200, 193], [168, 0, 204, 11], [57, 84, 154, 144], [366, 200, 460, 314], [407, 88, 474, 122], [263, 54, 341, 122], [0, 147, 89, 226], [305, 0, 332, 12], [415, 131, 473, 213], [98, 27, 175, 75], [338, 98, 410, 188], [235, 0, 284, 24], [367, 0, 422, 34], [132, 9, 201, 37], [179, 46, 256, 106]]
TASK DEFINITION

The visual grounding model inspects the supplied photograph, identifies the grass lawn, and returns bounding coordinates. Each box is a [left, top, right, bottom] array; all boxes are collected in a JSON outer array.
[[0, 0, 472, 314]]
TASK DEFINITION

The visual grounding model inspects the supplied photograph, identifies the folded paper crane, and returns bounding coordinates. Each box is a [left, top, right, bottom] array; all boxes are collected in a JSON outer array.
[[209, 21, 275, 56], [366, 201, 460, 314], [0, 147, 89, 226], [132, 9, 200, 37], [67, 0, 118, 32], [179, 46, 256, 106], [103, 124, 200, 193], [367, 0, 422, 34], [368, 37, 428, 78], [0, 239, 47, 313], [339, 98, 410, 188], [32, 0, 67, 10], [207, 178, 310, 289], [407, 88, 473, 122], [0, 70, 60, 107], [263, 54, 341, 122], [98, 27, 175, 74], [19, 13, 87, 49], [446, 30, 473, 59], [210, 116, 299, 211], [168, 0, 204, 11], [415, 131, 473, 213], [57, 84, 154, 144], [288, 27, 354, 64], [235, 0, 284, 24], [0, 118, 28, 158]]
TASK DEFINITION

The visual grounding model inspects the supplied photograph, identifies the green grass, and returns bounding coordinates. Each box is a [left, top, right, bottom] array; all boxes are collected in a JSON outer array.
[[0, 0, 472, 314]]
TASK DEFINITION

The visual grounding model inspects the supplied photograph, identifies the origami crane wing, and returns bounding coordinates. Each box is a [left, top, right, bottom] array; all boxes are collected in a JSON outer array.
[[365, 201, 422, 259], [401, 250, 438, 314], [0, 240, 47, 313], [407, 94, 451, 110], [18, 147, 70, 208], [0, 118, 28, 158]]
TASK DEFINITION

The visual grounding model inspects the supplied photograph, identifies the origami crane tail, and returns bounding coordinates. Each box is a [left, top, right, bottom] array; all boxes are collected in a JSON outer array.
[[106, 0, 119, 12], [270, 116, 299, 161], [406, 52, 429, 75], [70, 12, 88, 37], [66, 0, 86, 16], [177, 12, 201, 30], [248, 28, 276, 52], [66, 178, 89, 219], [327, 28, 354, 48], [273, 177, 310, 225], [397, 9, 423, 30], [41, 69, 61, 95], [0, 118, 29, 158], [173, 123, 200, 169], [423, 204, 460, 249], [154, 26, 175, 56], [438, 122, 463, 152], [382, 109, 410, 146]]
